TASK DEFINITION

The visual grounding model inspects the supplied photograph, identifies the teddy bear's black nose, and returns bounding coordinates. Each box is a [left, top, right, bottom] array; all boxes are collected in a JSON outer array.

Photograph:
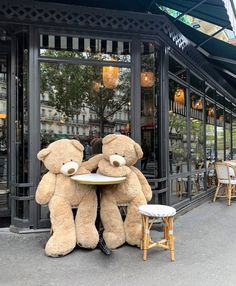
[[113, 161, 120, 167], [68, 168, 75, 174]]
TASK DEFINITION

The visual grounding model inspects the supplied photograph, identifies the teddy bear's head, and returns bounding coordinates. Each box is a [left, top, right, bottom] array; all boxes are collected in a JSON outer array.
[[102, 134, 143, 167], [37, 139, 84, 176]]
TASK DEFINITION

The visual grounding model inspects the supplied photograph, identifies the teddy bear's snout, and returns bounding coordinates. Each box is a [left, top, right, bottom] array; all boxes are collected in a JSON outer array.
[[109, 154, 126, 167], [113, 161, 120, 167], [68, 168, 75, 174], [60, 161, 79, 176]]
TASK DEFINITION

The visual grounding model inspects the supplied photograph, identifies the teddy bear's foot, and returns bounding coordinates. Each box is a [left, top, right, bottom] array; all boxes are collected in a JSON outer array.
[[45, 233, 76, 257], [103, 231, 125, 249], [76, 225, 99, 249], [125, 227, 142, 247]]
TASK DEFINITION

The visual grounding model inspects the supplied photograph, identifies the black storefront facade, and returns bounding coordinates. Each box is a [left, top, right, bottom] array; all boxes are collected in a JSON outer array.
[[0, 0, 236, 231]]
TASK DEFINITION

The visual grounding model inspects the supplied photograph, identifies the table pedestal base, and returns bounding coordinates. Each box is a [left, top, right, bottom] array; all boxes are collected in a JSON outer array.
[[97, 232, 112, 255]]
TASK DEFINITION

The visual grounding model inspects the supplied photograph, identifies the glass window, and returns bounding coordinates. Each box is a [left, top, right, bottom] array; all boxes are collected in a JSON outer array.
[[225, 111, 231, 160], [205, 99, 216, 189], [141, 42, 160, 178], [169, 79, 187, 175], [190, 72, 204, 93], [0, 56, 8, 217], [216, 92, 225, 107], [216, 106, 224, 161], [232, 114, 236, 159], [190, 91, 204, 170], [169, 79, 189, 202], [190, 91, 205, 196], [170, 176, 189, 204], [205, 84, 215, 101], [40, 34, 131, 63], [169, 56, 187, 82], [40, 61, 131, 145]]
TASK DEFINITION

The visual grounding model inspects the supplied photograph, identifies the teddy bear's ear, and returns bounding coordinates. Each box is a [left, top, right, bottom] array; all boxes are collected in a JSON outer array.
[[71, 140, 84, 152], [102, 134, 117, 144], [37, 148, 51, 161], [134, 143, 143, 159]]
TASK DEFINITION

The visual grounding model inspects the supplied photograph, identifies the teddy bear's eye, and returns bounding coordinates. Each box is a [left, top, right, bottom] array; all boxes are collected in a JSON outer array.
[[115, 153, 118, 155], [71, 159, 73, 161], [62, 163, 65, 165], [123, 155, 125, 158]]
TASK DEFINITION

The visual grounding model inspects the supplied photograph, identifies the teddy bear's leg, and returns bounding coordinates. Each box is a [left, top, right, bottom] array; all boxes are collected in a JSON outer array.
[[75, 189, 99, 249], [124, 195, 147, 247], [45, 197, 76, 257], [100, 190, 125, 249]]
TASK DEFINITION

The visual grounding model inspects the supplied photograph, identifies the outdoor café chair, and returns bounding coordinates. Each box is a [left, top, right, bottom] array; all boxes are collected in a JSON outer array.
[[213, 162, 236, 206], [139, 204, 176, 261]]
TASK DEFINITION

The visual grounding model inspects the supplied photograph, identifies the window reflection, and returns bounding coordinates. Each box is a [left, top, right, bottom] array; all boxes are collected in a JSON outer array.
[[232, 115, 236, 159], [225, 111, 231, 160], [205, 99, 216, 188], [40, 62, 131, 148], [169, 80, 187, 175], [141, 42, 160, 178], [0, 56, 8, 216], [190, 91, 205, 196], [190, 91, 204, 170], [169, 79, 188, 202], [216, 106, 224, 161], [169, 56, 187, 82]]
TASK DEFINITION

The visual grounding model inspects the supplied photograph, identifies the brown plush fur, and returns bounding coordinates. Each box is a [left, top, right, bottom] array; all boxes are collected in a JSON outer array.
[[86, 134, 152, 249], [35, 139, 99, 257]]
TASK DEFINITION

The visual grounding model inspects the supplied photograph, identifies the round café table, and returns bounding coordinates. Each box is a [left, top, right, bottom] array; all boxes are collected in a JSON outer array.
[[71, 173, 126, 255]]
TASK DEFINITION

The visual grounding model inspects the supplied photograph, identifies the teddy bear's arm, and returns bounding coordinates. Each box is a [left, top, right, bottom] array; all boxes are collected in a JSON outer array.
[[35, 172, 56, 205], [98, 159, 131, 177], [79, 154, 104, 174], [130, 166, 152, 202]]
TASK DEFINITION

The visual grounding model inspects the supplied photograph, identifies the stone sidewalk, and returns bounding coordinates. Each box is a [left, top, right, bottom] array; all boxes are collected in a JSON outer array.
[[1, 200, 236, 286]]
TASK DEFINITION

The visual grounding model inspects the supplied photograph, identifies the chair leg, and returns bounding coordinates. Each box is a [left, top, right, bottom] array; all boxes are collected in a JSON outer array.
[[168, 217, 175, 262], [163, 218, 169, 241], [143, 216, 149, 261], [140, 216, 145, 250], [213, 183, 221, 202], [227, 184, 232, 206]]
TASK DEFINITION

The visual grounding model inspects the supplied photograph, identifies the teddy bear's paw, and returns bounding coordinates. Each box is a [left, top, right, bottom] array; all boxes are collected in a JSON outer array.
[[76, 225, 99, 249], [125, 228, 142, 247], [45, 233, 76, 257], [103, 231, 125, 249]]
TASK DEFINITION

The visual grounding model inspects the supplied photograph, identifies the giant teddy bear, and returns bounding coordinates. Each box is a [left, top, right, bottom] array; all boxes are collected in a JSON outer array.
[[35, 139, 99, 257], [86, 134, 152, 249]]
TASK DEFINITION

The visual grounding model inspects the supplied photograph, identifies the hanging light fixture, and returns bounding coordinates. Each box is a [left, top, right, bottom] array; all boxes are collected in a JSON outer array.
[[219, 115, 224, 121], [174, 88, 185, 105], [208, 107, 214, 117], [141, 71, 155, 88], [102, 66, 119, 89], [192, 99, 203, 110]]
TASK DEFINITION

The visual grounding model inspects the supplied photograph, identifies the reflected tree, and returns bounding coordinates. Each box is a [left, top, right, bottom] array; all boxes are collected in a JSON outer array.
[[40, 50, 131, 137]]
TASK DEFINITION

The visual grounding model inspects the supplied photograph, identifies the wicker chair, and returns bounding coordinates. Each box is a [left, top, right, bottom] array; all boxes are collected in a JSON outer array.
[[213, 162, 236, 206]]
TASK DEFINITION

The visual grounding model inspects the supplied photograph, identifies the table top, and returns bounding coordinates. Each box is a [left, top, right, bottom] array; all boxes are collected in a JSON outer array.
[[71, 173, 126, 185]]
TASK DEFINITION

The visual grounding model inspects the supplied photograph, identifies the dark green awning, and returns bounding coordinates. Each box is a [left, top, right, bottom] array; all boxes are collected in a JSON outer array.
[[153, 0, 236, 32], [172, 18, 236, 88]]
